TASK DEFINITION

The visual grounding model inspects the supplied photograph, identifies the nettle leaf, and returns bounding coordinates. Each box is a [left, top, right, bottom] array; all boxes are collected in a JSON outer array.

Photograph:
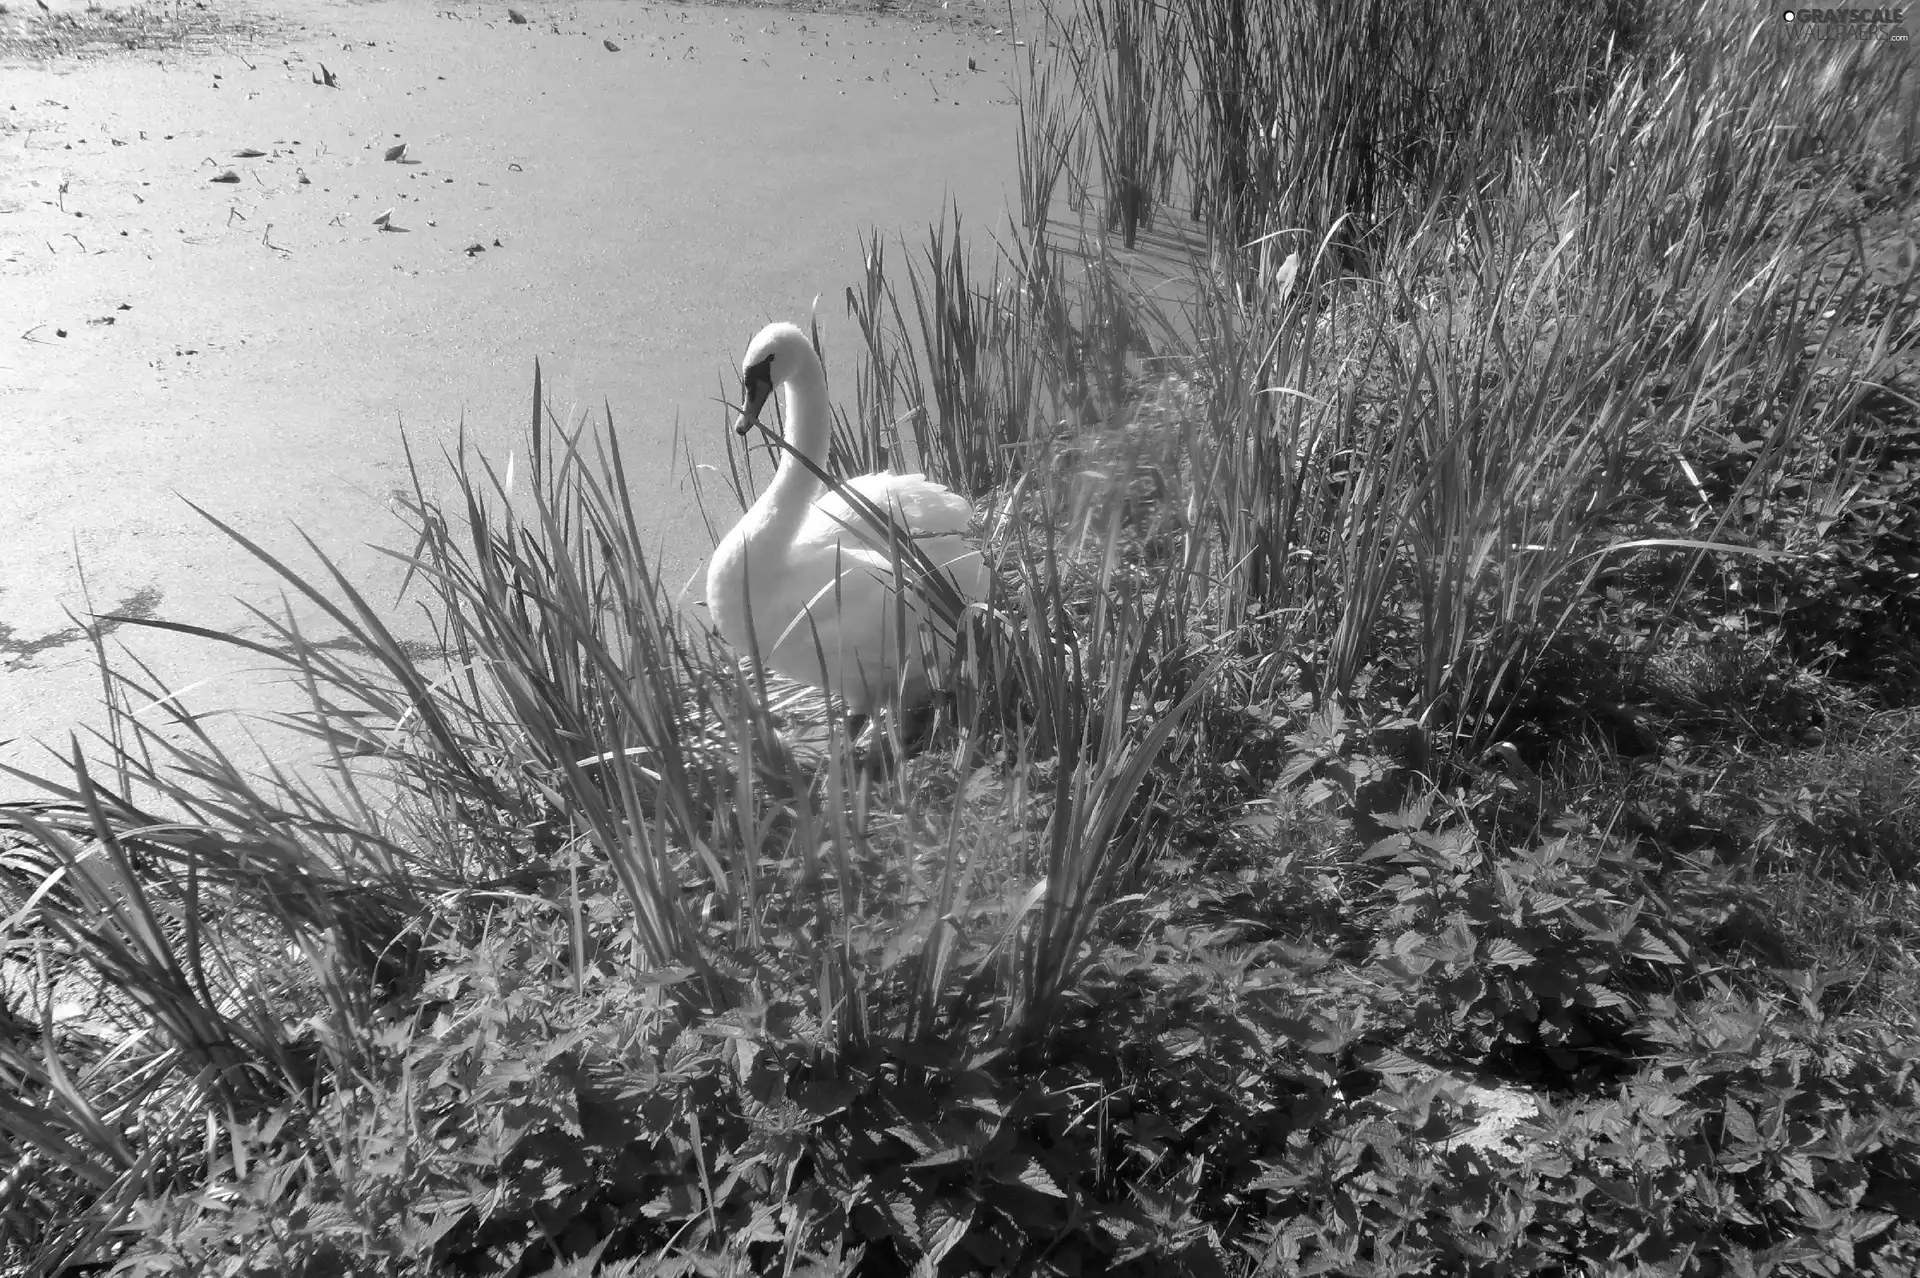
[[908, 1142, 973, 1171], [1008, 1154, 1066, 1198], [1718, 1097, 1761, 1145], [1581, 983, 1630, 1011], [1356, 1046, 1431, 1080], [1846, 1210, 1900, 1246], [1425, 921, 1477, 965], [1483, 938, 1534, 968], [920, 1197, 973, 1261], [1304, 1008, 1369, 1056], [1520, 892, 1572, 917], [404, 1206, 473, 1254], [1361, 833, 1414, 862], [1299, 777, 1341, 810], [890, 1112, 983, 1166], [1381, 952, 1438, 981], [886, 1120, 944, 1159], [1623, 928, 1682, 965]]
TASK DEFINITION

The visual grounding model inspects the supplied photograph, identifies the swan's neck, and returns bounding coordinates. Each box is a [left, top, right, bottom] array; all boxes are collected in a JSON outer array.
[[753, 362, 832, 528]]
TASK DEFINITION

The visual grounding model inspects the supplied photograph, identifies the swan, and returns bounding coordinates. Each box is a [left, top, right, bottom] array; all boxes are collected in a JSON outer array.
[[706, 322, 992, 742]]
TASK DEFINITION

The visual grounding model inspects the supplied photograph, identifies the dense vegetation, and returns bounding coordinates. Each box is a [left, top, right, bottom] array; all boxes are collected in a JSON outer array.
[[4, 0, 1917, 1273]]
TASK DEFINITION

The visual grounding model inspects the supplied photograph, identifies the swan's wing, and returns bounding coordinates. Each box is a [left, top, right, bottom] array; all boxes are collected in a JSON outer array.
[[924, 534, 992, 605], [798, 472, 989, 602], [786, 530, 987, 611], [758, 541, 953, 713], [798, 472, 977, 547]]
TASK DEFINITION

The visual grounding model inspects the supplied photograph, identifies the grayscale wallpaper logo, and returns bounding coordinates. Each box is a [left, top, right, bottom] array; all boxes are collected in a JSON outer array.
[[1781, 7, 1912, 40]]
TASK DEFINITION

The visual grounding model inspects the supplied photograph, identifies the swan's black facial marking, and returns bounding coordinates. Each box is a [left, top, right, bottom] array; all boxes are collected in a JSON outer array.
[[735, 354, 775, 437]]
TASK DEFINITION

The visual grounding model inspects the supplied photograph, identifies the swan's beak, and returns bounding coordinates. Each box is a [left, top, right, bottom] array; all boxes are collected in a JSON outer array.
[[733, 393, 767, 437], [735, 358, 774, 437]]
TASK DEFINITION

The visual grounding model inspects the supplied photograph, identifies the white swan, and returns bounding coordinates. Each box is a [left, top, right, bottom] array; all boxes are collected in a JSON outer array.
[[706, 322, 992, 739]]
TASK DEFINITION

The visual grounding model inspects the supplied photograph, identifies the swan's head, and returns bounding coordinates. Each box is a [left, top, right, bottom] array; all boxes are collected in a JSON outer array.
[[734, 321, 815, 437]]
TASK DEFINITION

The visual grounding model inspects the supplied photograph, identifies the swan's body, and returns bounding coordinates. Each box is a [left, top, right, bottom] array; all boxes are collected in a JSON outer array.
[[706, 322, 991, 728]]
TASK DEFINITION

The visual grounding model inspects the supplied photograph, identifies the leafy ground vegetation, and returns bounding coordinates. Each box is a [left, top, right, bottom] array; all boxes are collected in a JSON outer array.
[[4, 0, 1919, 1273]]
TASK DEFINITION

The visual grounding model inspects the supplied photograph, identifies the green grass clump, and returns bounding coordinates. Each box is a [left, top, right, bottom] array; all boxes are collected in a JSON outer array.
[[5, 0, 1920, 1272]]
